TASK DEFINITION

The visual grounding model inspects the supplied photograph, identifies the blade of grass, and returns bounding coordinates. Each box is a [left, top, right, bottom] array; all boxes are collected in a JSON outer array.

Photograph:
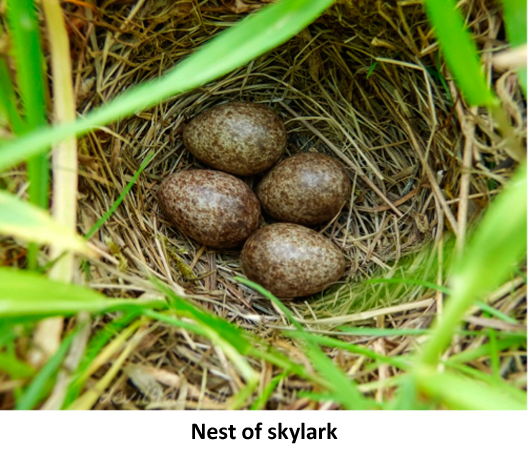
[[0, 353, 36, 378], [67, 326, 146, 410], [62, 312, 140, 408], [0, 190, 93, 258], [0, 0, 335, 172], [337, 326, 430, 336], [236, 277, 372, 410], [368, 277, 518, 324], [414, 365, 526, 410], [15, 328, 78, 410], [250, 372, 288, 410], [423, 0, 497, 107], [501, 0, 527, 94], [149, 280, 325, 394], [286, 331, 410, 370], [446, 337, 524, 365], [0, 267, 166, 318], [85, 152, 154, 239], [418, 162, 527, 367], [145, 310, 258, 389], [6, 0, 50, 269], [0, 59, 25, 133], [424, 0, 525, 161]]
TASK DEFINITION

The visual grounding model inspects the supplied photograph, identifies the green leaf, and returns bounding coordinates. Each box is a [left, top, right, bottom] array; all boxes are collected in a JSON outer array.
[[419, 162, 527, 366], [389, 376, 427, 410], [250, 372, 288, 410], [236, 277, 372, 410], [86, 153, 154, 239], [502, 0, 527, 94], [424, 0, 497, 106], [0, 352, 36, 378], [6, 0, 50, 217], [15, 329, 78, 410], [0, 0, 335, 172], [0, 59, 25, 133], [0, 268, 166, 318], [368, 277, 518, 324], [446, 337, 525, 365], [0, 190, 91, 256], [415, 365, 527, 410], [62, 311, 140, 408], [288, 332, 410, 370]]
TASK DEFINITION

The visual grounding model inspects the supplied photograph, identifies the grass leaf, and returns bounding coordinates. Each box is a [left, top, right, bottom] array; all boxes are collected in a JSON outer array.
[[0, 268, 166, 318], [0, 352, 36, 378], [423, 0, 497, 106], [501, 0, 527, 94], [0, 190, 91, 256], [236, 277, 372, 410], [15, 329, 78, 410], [419, 162, 527, 366], [415, 365, 527, 410], [0, 59, 25, 133], [85, 153, 154, 239], [6, 0, 49, 212], [368, 277, 518, 324]]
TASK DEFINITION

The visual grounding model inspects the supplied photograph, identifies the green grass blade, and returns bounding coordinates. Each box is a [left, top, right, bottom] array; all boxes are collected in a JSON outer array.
[[502, 0, 527, 94], [287, 332, 410, 370], [15, 329, 78, 410], [0, 352, 36, 378], [6, 0, 49, 204], [250, 372, 287, 410], [415, 365, 526, 410], [0, 59, 25, 133], [446, 337, 525, 365], [0, 190, 92, 256], [389, 376, 425, 410], [146, 310, 257, 388], [368, 277, 518, 324], [337, 326, 430, 337], [0, 268, 166, 318], [419, 162, 527, 367], [0, 0, 334, 172], [62, 311, 140, 408], [236, 277, 372, 410], [152, 278, 252, 353], [5, 0, 50, 269], [423, 0, 497, 106], [85, 153, 154, 239]]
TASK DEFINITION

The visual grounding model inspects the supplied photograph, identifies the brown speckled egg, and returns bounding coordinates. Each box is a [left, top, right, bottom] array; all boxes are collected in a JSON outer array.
[[183, 102, 287, 176], [158, 170, 261, 248], [257, 152, 351, 225], [241, 223, 346, 298]]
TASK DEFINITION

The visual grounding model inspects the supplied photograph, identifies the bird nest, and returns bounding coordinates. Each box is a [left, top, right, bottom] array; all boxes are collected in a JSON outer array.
[[17, 0, 524, 409]]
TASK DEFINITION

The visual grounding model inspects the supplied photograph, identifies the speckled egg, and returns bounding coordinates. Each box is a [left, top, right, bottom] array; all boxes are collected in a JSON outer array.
[[241, 223, 346, 298], [183, 101, 287, 176], [158, 170, 261, 248], [256, 152, 351, 225]]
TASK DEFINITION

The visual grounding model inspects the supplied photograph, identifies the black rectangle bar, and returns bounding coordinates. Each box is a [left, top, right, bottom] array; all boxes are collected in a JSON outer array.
[[192, 422, 337, 445]]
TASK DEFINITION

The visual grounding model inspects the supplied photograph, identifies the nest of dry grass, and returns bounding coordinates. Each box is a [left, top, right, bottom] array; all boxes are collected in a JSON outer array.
[[3, 0, 525, 409]]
